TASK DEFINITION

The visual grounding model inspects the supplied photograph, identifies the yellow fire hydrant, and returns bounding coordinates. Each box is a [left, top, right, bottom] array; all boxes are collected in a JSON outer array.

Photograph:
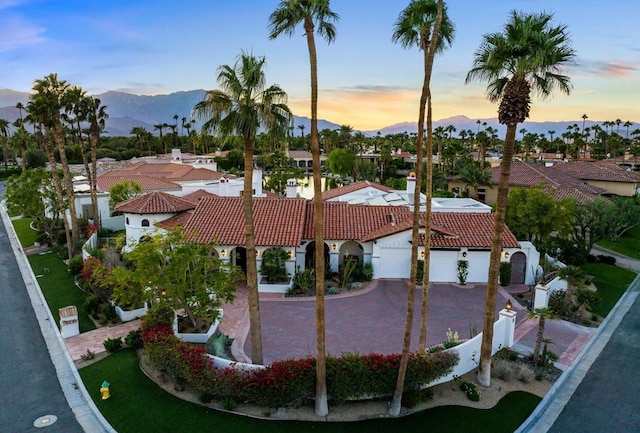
[[100, 380, 111, 400]]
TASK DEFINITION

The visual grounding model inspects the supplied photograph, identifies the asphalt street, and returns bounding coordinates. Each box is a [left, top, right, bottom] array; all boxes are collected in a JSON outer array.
[[0, 183, 84, 431], [549, 283, 640, 432]]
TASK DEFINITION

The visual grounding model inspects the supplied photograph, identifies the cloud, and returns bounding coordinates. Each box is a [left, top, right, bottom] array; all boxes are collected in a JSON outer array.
[[578, 60, 638, 77], [0, 0, 27, 10], [0, 15, 45, 52], [114, 82, 175, 96]]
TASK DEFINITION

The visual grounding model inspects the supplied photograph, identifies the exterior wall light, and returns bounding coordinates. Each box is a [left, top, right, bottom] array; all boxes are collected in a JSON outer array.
[[331, 243, 338, 251], [220, 249, 227, 257], [462, 251, 467, 258], [420, 250, 425, 259]]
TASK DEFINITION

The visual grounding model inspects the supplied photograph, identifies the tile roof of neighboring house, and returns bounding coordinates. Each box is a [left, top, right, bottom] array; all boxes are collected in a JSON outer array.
[[551, 160, 640, 183], [287, 150, 313, 159], [185, 197, 307, 246], [97, 174, 182, 193], [321, 181, 395, 200], [114, 162, 234, 181], [488, 161, 605, 204], [115, 191, 196, 214], [181, 189, 218, 205]]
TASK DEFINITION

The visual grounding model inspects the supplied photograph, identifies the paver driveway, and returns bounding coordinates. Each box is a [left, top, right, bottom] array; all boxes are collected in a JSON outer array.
[[247, 280, 524, 364]]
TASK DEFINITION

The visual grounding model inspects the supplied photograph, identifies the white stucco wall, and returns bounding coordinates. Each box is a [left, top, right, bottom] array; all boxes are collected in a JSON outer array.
[[123, 212, 173, 247]]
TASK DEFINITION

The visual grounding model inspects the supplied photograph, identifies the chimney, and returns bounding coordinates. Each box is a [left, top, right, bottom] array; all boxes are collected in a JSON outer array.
[[286, 178, 298, 198], [406, 172, 416, 195], [253, 168, 263, 197], [171, 148, 182, 163]]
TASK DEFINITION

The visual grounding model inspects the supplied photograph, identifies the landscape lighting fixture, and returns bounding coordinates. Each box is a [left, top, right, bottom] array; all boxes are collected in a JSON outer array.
[[505, 300, 512, 311]]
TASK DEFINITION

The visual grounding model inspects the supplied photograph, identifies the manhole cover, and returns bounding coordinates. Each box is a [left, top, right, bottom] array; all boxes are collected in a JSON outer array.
[[34, 415, 58, 428]]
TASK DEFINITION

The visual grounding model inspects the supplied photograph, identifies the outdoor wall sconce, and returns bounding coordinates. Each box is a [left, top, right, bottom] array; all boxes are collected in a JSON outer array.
[[220, 249, 227, 257], [503, 251, 510, 259], [331, 243, 338, 251], [462, 251, 467, 258], [256, 250, 260, 257], [505, 299, 512, 311], [420, 250, 425, 259], [288, 250, 294, 258]]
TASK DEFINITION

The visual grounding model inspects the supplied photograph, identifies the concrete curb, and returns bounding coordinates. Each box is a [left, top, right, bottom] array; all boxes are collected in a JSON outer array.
[[515, 272, 640, 433], [1, 204, 116, 433]]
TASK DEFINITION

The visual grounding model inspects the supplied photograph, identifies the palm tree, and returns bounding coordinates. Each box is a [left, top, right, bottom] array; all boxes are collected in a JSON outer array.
[[557, 265, 585, 311], [86, 96, 108, 228], [298, 123, 305, 138], [389, 0, 453, 415], [458, 163, 492, 199], [193, 53, 291, 366], [0, 118, 9, 170], [465, 10, 576, 387], [32, 73, 81, 257], [529, 307, 554, 365], [269, 0, 338, 417]]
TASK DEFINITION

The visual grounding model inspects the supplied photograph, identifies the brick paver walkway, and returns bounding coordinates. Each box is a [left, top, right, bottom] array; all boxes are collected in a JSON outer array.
[[65, 319, 142, 361]]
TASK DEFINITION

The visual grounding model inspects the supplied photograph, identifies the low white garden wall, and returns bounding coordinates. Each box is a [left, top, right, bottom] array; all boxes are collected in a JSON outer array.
[[428, 309, 517, 386], [258, 276, 293, 294], [174, 310, 222, 344], [114, 302, 148, 322]]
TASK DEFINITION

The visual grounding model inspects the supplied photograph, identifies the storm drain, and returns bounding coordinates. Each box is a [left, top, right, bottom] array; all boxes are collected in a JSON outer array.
[[33, 415, 58, 428]]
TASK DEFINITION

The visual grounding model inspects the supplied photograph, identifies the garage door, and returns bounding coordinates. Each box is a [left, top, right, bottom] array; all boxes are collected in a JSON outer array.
[[378, 246, 411, 279]]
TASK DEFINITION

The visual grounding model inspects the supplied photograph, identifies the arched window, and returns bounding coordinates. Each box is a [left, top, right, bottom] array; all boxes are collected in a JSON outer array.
[[126, 217, 130, 225], [141, 219, 150, 227]]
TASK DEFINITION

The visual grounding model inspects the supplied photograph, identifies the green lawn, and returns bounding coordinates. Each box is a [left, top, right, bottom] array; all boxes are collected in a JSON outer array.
[[582, 262, 637, 317], [597, 225, 640, 260], [12, 217, 40, 248], [28, 252, 96, 333], [80, 349, 541, 433]]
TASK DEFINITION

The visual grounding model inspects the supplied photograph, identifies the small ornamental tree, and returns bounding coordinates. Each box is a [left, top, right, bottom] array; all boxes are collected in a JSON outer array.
[[107, 228, 242, 327]]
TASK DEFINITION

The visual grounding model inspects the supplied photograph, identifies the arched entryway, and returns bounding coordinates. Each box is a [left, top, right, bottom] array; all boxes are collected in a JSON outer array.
[[231, 247, 247, 275], [305, 241, 330, 271], [510, 252, 527, 284], [339, 241, 363, 267]]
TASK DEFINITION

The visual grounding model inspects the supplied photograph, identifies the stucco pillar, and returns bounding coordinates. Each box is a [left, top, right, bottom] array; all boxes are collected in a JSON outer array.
[[498, 308, 517, 349], [534, 284, 550, 310]]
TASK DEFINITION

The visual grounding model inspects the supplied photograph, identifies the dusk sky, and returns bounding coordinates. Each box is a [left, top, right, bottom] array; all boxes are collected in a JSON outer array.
[[2, 0, 639, 130]]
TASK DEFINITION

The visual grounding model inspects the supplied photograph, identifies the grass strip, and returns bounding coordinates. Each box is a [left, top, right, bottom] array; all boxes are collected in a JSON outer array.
[[582, 263, 637, 317], [28, 252, 96, 332]]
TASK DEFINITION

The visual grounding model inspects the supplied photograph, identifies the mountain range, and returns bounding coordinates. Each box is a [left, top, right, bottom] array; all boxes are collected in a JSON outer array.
[[0, 88, 629, 139]]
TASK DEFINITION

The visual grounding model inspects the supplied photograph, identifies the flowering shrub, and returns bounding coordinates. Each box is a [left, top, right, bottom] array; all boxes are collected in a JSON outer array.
[[84, 222, 98, 238], [142, 323, 459, 408]]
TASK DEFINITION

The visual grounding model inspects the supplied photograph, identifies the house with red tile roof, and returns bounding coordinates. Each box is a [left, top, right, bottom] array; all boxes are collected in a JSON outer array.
[[550, 160, 640, 197], [116, 192, 539, 290], [448, 160, 609, 205]]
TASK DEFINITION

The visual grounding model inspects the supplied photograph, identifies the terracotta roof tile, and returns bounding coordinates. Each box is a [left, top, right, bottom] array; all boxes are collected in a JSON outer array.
[[181, 189, 218, 205], [185, 197, 307, 246], [115, 191, 196, 214], [97, 174, 181, 192], [321, 181, 395, 200], [155, 211, 194, 229], [551, 160, 640, 183]]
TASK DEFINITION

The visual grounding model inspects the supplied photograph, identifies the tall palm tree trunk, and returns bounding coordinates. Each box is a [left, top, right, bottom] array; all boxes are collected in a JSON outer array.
[[390, 0, 443, 415], [305, 19, 328, 418], [419, 93, 434, 351], [89, 127, 100, 229], [477, 124, 516, 387], [243, 137, 263, 364], [43, 129, 73, 257]]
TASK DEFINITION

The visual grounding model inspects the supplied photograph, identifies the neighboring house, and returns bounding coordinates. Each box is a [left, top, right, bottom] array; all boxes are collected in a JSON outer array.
[[116, 192, 539, 290], [323, 177, 492, 213], [70, 158, 266, 231], [550, 160, 640, 197], [448, 160, 608, 205]]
